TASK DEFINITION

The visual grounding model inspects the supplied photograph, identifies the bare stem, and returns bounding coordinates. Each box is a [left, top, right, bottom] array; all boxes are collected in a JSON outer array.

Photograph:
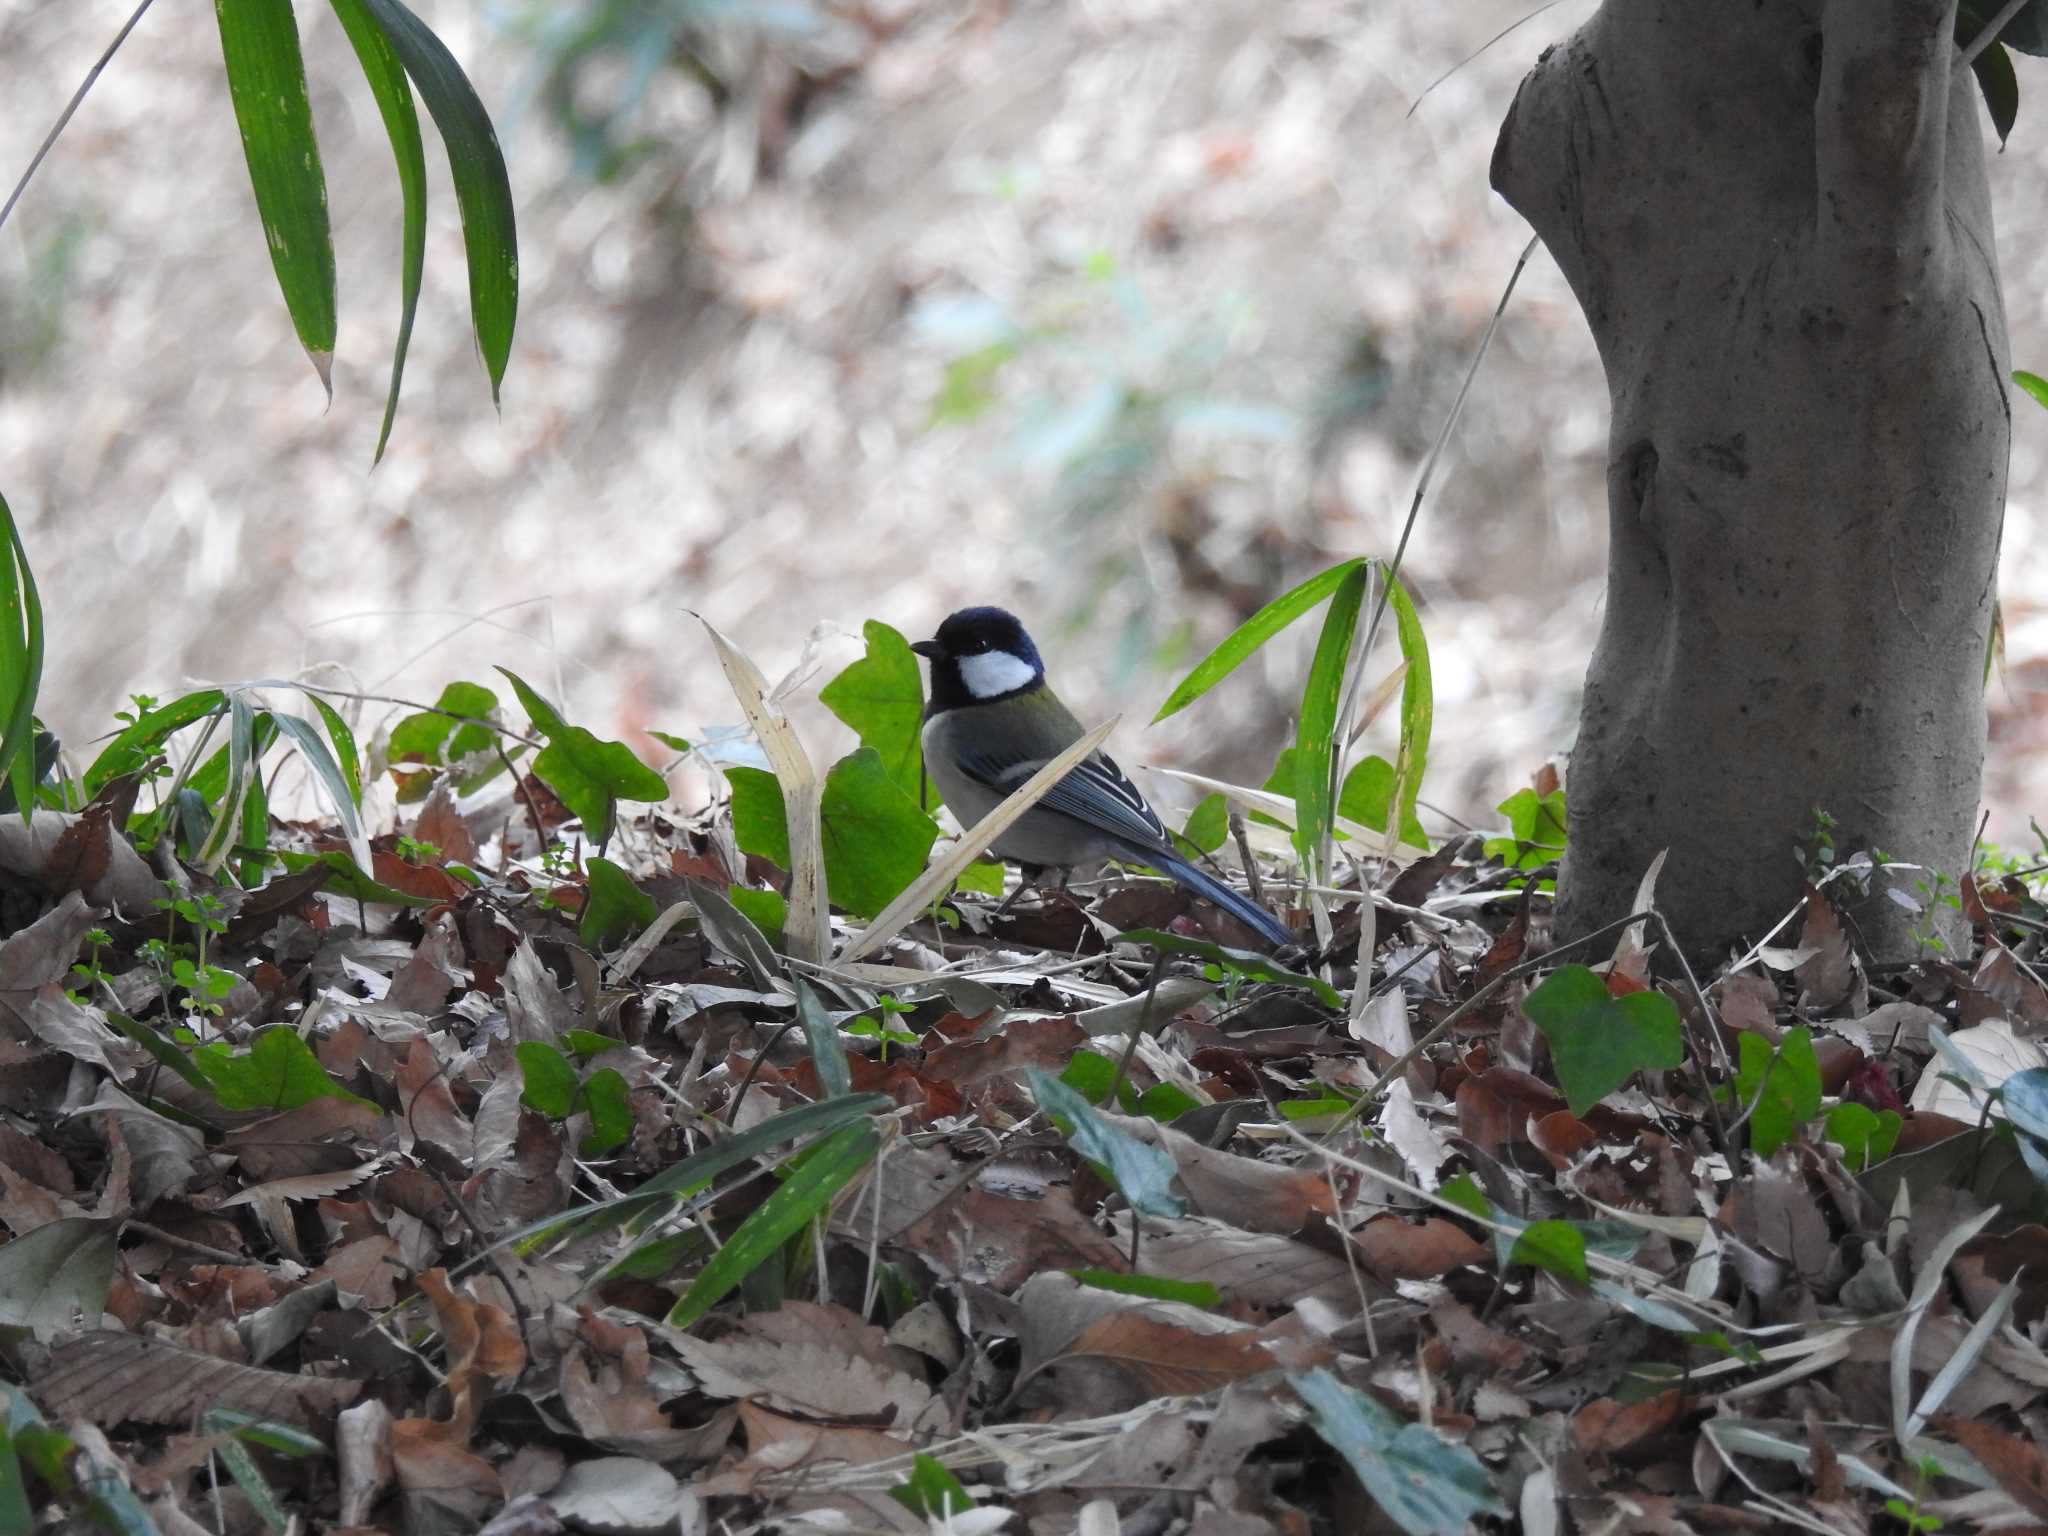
[[0, 0, 159, 240]]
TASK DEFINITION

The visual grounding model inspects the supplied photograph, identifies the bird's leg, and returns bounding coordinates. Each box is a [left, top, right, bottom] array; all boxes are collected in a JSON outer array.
[[992, 863, 1084, 923], [991, 863, 1042, 920]]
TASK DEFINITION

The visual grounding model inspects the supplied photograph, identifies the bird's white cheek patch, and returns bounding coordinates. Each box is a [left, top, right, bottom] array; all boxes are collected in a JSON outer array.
[[960, 650, 1037, 698]]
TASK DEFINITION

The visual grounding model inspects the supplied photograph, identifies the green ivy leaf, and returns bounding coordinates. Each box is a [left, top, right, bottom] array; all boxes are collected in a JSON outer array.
[[388, 680, 500, 765], [578, 1067, 632, 1156], [1134, 1081, 1201, 1121], [580, 856, 657, 950], [953, 858, 1006, 898], [1824, 1101, 1902, 1170], [1059, 1050, 1120, 1104], [500, 669, 667, 846], [516, 1041, 579, 1119], [819, 620, 925, 798], [816, 750, 940, 918], [1484, 785, 1568, 869], [727, 766, 785, 862], [272, 849, 442, 908], [1732, 1027, 1822, 1158], [191, 1028, 371, 1112], [732, 751, 938, 920], [1520, 966, 1684, 1118]]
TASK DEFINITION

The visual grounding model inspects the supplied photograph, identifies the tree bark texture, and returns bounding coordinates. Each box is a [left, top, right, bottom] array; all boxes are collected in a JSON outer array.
[[1492, 0, 2010, 959]]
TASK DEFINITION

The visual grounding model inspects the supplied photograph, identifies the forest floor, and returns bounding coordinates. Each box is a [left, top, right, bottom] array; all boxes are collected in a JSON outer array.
[[1, 633, 2046, 1534]]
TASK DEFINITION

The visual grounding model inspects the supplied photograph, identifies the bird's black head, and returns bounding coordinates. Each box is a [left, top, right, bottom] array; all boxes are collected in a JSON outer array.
[[911, 606, 1045, 712]]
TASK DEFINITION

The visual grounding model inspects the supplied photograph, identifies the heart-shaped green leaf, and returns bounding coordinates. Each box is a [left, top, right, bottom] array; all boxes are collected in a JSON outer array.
[[1732, 1027, 1823, 1157], [1521, 965, 1684, 1117]]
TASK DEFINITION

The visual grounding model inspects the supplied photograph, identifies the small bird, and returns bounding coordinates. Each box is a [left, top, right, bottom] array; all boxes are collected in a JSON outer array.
[[910, 606, 1293, 949]]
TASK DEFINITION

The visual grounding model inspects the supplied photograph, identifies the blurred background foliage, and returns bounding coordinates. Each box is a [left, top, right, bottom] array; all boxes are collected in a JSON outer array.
[[6, 0, 2048, 840]]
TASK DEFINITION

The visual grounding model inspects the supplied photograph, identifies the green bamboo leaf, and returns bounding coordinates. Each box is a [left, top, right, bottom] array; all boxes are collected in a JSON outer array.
[[270, 710, 373, 875], [197, 696, 263, 868], [889, 1454, 976, 1519], [214, 0, 336, 394], [1153, 559, 1368, 723], [665, 1120, 879, 1328], [200, 1410, 328, 1458], [1294, 561, 1370, 876], [84, 689, 227, 796], [1029, 1070, 1185, 1218], [1294, 1367, 1505, 1534], [0, 495, 44, 823], [472, 1093, 889, 1270], [328, 0, 427, 463], [1380, 565, 1433, 840], [305, 694, 362, 808], [1117, 928, 1341, 1008], [795, 978, 852, 1099], [1068, 1269, 1221, 1307], [358, 0, 517, 401], [2015, 369, 2048, 412]]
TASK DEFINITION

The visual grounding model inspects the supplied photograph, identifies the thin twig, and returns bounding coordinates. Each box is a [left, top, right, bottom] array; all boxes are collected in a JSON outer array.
[[1406, 0, 1575, 119], [406, 1061, 533, 1353], [1653, 913, 1735, 1155], [497, 738, 551, 861], [124, 1218, 255, 1268], [1959, 0, 2032, 71], [1229, 810, 1264, 908], [0, 0, 157, 239], [1348, 235, 1541, 745]]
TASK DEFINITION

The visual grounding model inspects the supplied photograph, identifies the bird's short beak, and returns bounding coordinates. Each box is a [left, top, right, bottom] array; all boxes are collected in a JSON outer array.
[[909, 640, 942, 660]]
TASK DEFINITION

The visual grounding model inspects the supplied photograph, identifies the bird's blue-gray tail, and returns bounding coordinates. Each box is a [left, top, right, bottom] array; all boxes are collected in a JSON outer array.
[[1141, 847, 1294, 949]]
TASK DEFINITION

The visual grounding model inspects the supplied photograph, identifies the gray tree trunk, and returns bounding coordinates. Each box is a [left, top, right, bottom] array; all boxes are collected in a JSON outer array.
[[1491, 0, 2010, 960]]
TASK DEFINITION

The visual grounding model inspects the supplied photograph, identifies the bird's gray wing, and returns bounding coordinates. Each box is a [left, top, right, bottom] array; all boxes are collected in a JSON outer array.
[[954, 740, 1169, 851]]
